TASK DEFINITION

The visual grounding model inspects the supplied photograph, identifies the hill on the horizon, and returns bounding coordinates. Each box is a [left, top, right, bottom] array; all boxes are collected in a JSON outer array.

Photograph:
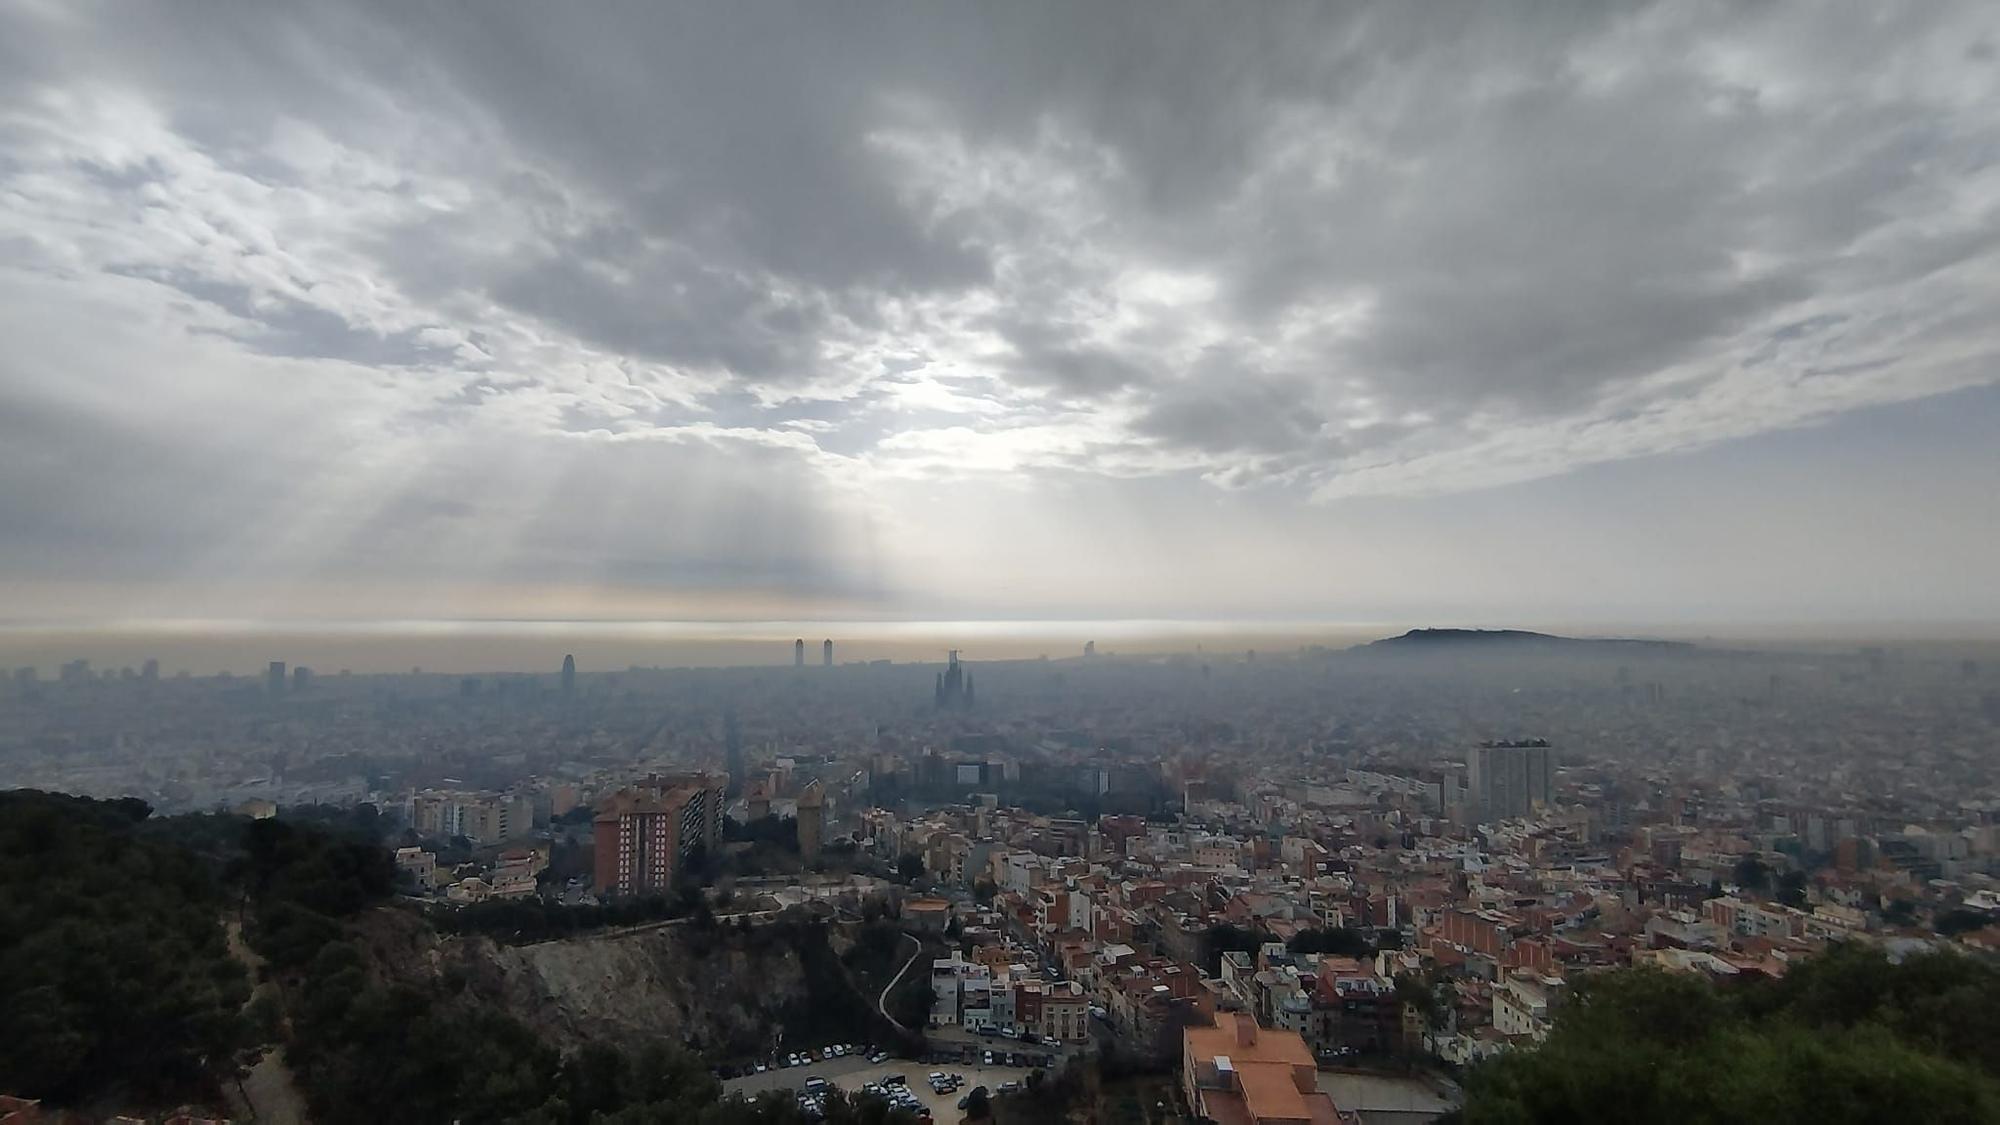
[[1360, 628, 1695, 653]]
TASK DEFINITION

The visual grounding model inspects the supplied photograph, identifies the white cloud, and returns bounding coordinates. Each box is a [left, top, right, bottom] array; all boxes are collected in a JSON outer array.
[[2, 0, 1998, 621]]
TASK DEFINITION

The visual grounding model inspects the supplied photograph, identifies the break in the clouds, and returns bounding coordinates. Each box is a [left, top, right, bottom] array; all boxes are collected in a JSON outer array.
[[2, 0, 1998, 623]]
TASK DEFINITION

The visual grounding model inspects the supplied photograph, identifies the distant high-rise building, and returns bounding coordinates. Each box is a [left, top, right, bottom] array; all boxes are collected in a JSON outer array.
[[591, 773, 727, 896], [1467, 740, 1553, 825], [561, 653, 576, 696], [823, 638, 834, 667], [934, 650, 972, 710], [796, 779, 826, 861], [60, 659, 90, 684], [456, 792, 533, 846], [1084, 641, 1096, 658], [141, 658, 159, 682], [794, 638, 805, 667], [292, 666, 312, 692], [724, 708, 746, 798], [267, 661, 287, 697]]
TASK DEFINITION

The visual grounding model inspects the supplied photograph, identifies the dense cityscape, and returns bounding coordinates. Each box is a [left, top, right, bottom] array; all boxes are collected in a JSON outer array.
[[8, 0, 2000, 1121], [6, 629, 2000, 1121]]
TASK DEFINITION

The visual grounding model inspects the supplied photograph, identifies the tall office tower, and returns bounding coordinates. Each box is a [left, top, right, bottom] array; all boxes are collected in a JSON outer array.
[[934, 649, 970, 709], [591, 773, 727, 895], [823, 638, 833, 667], [292, 666, 312, 692], [561, 653, 576, 696], [796, 778, 825, 861], [141, 659, 159, 682], [267, 661, 287, 697], [1466, 740, 1553, 825], [1084, 640, 1095, 657], [724, 708, 746, 798], [794, 638, 805, 667]]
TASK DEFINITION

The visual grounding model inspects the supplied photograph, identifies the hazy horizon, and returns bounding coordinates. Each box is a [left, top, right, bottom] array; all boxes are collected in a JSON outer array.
[[4, 1, 1998, 641], [7, 616, 2000, 678]]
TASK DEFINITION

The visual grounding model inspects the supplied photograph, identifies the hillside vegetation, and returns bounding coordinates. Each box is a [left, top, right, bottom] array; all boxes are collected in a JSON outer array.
[[1460, 943, 2000, 1124], [1, 789, 919, 1124]]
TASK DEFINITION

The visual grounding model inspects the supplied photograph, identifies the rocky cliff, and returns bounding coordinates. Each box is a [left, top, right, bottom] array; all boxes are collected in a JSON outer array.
[[457, 923, 815, 1057]]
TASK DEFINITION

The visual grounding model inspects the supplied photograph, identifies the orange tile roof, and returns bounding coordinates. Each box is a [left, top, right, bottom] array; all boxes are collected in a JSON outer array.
[[1184, 1012, 1314, 1068], [1236, 1062, 1311, 1121]]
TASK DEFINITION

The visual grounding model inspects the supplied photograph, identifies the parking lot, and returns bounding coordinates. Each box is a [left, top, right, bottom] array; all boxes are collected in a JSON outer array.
[[727, 1061, 1036, 1120], [722, 1043, 1056, 1121]]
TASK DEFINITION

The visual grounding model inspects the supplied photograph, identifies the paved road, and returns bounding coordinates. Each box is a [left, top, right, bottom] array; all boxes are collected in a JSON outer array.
[[926, 1024, 1084, 1061], [877, 932, 923, 1032]]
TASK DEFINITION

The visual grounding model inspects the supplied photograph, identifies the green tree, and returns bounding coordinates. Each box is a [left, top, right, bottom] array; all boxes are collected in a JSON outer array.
[[1460, 948, 2000, 1124], [1288, 927, 1374, 957], [1200, 923, 1269, 975], [1776, 870, 1809, 908], [1734, 855, 1771, 893], [0, 791, 251, 1105]]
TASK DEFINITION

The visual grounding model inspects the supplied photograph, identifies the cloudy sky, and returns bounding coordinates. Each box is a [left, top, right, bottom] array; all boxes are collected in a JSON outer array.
[[3, 0, 1998, 634]]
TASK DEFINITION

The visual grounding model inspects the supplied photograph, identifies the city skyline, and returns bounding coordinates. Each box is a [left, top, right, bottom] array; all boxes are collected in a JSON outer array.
[[8, 5, 2000, 1122], [3, 1, 1999, 630], [8, 618, 2000, 679]]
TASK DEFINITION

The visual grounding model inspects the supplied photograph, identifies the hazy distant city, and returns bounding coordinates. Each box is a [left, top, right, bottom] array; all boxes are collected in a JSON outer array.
[[7, 624, 2000, 1123], [8, 0, 2000, 1122]]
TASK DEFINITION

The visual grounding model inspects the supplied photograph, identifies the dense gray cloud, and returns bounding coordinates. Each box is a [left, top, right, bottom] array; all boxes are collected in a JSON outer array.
[[2, 0, 1998, 621]]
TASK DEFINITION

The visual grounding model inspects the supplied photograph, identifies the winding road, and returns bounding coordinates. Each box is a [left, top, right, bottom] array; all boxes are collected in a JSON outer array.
[[876, 931, 924, 1032]]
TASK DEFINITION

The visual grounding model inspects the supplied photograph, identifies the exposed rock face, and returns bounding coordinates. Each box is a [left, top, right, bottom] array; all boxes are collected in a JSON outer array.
[[453, 925, 816, 1057], [345, 908, 895, 1060]]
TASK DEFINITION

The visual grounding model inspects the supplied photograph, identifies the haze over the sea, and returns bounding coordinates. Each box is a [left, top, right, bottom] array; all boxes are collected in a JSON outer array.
[[5, 618, 1998, 677]]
